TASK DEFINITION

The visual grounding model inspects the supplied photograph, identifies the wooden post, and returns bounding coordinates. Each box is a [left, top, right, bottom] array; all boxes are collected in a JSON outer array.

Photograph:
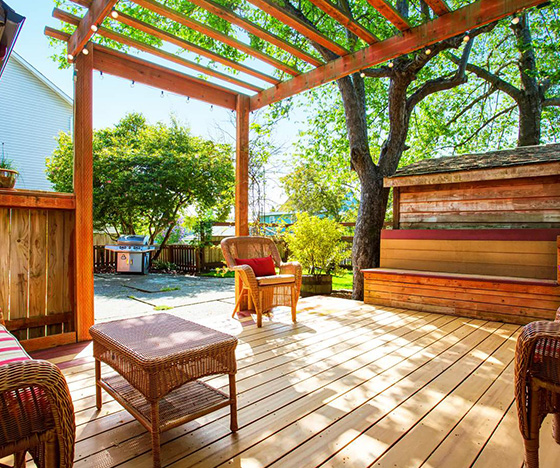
[[392, 187, 400, 230], [74, 43, 95, 341], [235, 95, 250, 310], [557, 236, 559, 285]]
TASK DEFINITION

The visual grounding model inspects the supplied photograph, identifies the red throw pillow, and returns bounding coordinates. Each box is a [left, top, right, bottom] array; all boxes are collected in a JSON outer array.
[[235, 256, 276, 277]]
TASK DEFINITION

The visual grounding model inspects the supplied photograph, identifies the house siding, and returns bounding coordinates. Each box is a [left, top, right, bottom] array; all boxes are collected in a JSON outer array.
[[0, 55, 72, 191]]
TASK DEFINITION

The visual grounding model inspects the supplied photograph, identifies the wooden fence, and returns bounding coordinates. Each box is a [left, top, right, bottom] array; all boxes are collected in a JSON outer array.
[[0, 190, 76, 349], [94, 243, 225, 273]]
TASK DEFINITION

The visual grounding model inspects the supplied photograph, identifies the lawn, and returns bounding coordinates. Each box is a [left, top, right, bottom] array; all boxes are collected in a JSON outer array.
[[200, 269, 353, 290]]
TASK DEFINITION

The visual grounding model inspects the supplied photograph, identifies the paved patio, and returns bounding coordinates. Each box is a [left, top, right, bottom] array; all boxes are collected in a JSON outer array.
[[94, 273, 236, 323]]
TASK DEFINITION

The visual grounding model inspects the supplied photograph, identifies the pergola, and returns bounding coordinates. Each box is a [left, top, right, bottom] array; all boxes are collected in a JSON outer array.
[[45, 0, 546, 341]]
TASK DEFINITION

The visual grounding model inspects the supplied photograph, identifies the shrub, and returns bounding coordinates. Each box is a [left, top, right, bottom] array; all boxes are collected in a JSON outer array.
[[285, 213, 347, 276]]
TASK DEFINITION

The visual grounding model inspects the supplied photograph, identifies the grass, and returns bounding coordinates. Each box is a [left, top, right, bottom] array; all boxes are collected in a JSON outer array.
[[332, 270, 353, 290], [154, 305, 173, 311], [159, 286, 180, 292], [200, 268, 354, 290]]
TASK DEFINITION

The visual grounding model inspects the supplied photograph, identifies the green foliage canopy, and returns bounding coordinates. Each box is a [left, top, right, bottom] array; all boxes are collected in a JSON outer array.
[[46, 113, 234, 244]]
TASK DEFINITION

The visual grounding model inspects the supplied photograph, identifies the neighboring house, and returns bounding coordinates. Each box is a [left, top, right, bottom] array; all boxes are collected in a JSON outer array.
[[0, 52, 72, 191]]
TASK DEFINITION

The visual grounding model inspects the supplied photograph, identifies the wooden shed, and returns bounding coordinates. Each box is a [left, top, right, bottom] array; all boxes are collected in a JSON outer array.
[[363, 144, 560, 325]]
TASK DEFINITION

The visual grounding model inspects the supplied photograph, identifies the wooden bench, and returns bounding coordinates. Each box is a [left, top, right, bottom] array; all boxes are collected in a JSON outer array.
[[363, 229, 560, 325]]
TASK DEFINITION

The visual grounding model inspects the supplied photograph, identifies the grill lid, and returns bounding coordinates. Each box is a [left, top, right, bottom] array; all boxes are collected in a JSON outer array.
[[117, 235, 149, 246]]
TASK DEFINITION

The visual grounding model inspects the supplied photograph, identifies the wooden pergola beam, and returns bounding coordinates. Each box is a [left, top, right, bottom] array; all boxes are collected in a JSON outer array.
[[131, 0, 300, 77], [67, 0, 118, 59], [365, 0, 411, 31], [45, 27, 241, 109], [250, 0, 548, 110], [185, 0, 324, 67], [55, 9, 275, 89], [246, 0, 349, 56], [424, 0, 451, 16], [307, 0, 379, 44]]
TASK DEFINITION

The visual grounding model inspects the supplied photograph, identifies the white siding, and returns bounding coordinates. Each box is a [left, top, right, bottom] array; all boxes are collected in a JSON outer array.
[[0, 56, 72, 191]]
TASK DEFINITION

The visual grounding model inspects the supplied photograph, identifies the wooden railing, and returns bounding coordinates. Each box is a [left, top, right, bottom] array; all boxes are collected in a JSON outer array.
[[0, 190, 77, 350]]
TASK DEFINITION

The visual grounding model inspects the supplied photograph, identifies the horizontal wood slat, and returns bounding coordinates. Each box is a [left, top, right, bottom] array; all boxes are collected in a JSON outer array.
[[380, 237, 558, 280], [363, 269, 560, 325], [0, 189, 75, 210], [6, 312, 75, 331]]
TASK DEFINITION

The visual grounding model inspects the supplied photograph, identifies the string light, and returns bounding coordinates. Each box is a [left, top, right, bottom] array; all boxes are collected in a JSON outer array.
[[388, 61, 394, 68], [91, 24, 98, 32], [99, 71, 104, 80], [186, 97, 190, 104], [463, 33, 470, 42], [82, 48, 89, 55], [111, 10, 119, 19], [210, 105, 214, 112], [161, 90, 165, 98], [360, 71, 366, 78], [511, 15, 520, 24], [130, 80, 135, 88], [67, 54, 74, 61], [425, 48, 432, 55]]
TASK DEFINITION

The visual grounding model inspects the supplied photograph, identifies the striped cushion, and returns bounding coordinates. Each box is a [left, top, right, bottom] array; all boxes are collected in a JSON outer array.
[[0, 326, 30, 366]]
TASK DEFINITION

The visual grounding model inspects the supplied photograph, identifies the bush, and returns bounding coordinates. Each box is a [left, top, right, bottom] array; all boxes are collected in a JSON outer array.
[[285, 213, 347, 276]]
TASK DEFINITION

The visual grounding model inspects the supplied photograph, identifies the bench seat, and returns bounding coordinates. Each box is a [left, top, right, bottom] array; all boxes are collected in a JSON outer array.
[[362, 268, 560, 325]]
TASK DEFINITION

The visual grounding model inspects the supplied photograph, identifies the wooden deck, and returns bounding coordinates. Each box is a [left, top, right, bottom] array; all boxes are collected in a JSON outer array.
[[15, 296, 560, 467]]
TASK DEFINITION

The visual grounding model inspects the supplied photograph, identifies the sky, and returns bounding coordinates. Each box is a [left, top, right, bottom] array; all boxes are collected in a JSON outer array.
[[10, 0, 311, 208]]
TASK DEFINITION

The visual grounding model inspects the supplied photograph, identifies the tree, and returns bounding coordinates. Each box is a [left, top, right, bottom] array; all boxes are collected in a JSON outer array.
[[46, 113, 234, 256], [445, 7, 560, 147], [281, 155, 359, 222]]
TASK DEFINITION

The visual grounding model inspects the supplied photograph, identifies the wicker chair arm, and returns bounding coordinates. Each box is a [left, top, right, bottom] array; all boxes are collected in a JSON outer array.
[[0, 359, 75, 468], [279, 261, 301, 275], [515, 321, 560, 438], [230, 264, 258, 291]]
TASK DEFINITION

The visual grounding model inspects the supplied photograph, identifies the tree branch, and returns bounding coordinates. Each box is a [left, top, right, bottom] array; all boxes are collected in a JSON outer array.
[[456, 104, 516, 148], [447, 85, 498, 126], [362, 66, 392, 78], [544, 97, 560, 107], [406, 37, 474, 111], [448, 53, 523, 102]]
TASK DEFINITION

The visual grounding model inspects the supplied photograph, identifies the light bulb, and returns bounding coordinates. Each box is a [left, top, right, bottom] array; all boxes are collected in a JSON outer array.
[[161, 90, 164, 98], [100, 71, 104, 80], [211, 105, 214, 112], [67, 54, 74, 61], [463, 34, 470, 42], [360, 71, 365, 78], [388, 61, 394, 68], [82, 48, 89, 55], [130, 80, 135, 88], [111, 10, 119, 19], [91, 24, 98, 32], [425, 48, 432, 55], [511, 16, 520, 24], [186, 97, 190, 104]]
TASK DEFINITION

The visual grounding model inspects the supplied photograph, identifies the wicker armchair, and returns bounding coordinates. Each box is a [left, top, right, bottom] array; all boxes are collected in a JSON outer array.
[[0, 314, 75, 468], [221, 236, 302, 327], [515, 309, 560, 468]]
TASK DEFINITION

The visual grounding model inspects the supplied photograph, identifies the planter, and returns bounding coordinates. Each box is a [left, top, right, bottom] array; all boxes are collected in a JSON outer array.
[[0, 169, 18, 189], [301, 274, 332, 297]]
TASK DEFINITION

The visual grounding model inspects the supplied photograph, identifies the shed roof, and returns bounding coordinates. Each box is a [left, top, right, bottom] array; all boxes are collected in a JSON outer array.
[[389, 143, 560, 178]]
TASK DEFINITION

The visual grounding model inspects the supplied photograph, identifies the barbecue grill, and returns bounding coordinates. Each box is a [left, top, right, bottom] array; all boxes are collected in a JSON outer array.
[[105, 235, 156, 274]]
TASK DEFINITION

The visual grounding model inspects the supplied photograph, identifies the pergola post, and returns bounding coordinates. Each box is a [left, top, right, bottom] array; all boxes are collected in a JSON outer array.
[[235, 95, 250, 309], [73, 43, 95, 341]]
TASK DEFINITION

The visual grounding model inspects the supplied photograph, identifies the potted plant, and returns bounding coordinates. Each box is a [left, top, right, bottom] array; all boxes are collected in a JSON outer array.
[[285, 212, 347, 296], [0, 154, 18, 189]]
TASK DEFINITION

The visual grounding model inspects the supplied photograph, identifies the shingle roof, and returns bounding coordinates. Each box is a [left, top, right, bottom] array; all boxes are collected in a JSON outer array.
[[389, 143, 560, 178]]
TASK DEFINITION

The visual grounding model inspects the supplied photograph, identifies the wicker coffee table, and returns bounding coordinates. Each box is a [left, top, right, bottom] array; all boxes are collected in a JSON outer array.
[[89, 313, 238, 468]]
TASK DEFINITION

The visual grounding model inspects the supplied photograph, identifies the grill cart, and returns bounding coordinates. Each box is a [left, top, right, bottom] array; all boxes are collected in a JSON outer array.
[[105, 235, 156, 274]]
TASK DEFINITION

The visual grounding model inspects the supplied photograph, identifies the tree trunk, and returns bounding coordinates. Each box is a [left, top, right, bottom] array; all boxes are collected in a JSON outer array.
[[352, 174, 388, 299], [517, 96, 542, 146]]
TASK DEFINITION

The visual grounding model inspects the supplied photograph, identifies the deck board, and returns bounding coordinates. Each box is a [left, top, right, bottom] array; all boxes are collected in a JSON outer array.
[[16, 296, 560, 467]]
